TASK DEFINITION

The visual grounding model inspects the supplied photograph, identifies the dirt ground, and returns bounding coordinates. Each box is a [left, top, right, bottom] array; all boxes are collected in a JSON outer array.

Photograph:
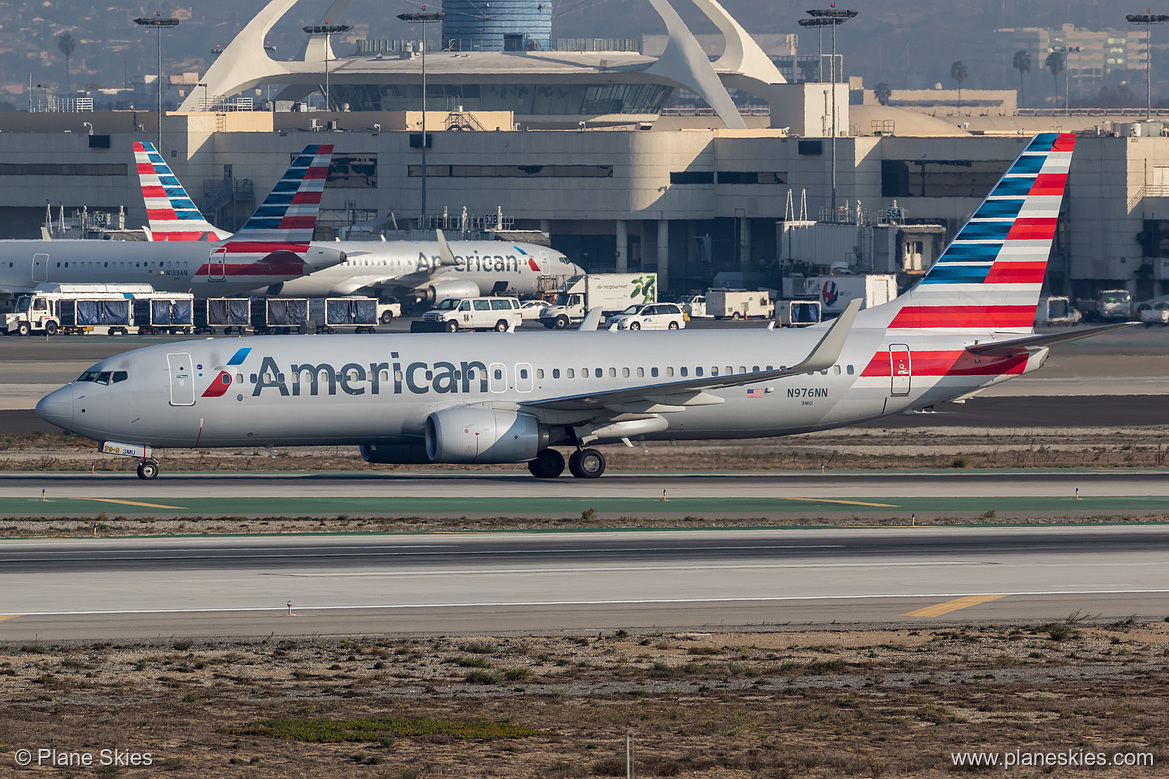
[[2, 622, 1167, 777]]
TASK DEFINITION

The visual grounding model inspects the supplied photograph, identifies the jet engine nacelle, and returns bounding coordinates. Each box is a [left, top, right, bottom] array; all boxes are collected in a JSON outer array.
[[419, 279, 481, 305], [303, 246, 348, 273], [425, 407, 546, 464], [358, 443, 431, 464]]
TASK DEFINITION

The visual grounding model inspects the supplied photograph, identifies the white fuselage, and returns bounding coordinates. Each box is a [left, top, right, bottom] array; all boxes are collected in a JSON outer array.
[[273, 240, 582, 297]]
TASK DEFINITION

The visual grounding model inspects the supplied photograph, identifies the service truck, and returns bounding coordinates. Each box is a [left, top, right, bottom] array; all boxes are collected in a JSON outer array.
[[803, 274, 897, 316], [5, 284, 193, 336], [1077, 289, 1133, 322], [539, 273, 656, 329], [706, 289, 774, 320]]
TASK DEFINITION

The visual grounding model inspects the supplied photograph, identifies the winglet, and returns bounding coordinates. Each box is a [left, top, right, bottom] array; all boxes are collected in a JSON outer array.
[[786, 299, 861, 374], [578, 308, 604, 331], [435, 229, 456, 266]]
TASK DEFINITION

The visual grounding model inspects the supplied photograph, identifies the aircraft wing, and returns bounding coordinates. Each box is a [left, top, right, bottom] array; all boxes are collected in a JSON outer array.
[[521, 300, 860, 415], [965, 322, 1135, 356]]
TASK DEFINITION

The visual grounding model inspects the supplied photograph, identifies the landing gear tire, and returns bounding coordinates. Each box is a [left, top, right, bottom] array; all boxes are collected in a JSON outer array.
[[568, 448, 606, 479], [527, 448, 565, 479], [44, 320, 58, 336], [136, 461, 159, 480]]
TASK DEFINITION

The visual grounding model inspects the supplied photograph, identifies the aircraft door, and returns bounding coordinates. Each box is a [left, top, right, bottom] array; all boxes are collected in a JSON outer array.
[[167, 352, 196, 406], [889, 344, 911, 396], [208, 247, 227, 282], [32, 253, 48, 282], [488, 362, 507, 393]]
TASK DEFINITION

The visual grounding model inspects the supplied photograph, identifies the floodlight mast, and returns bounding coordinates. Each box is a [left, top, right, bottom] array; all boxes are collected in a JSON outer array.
[[1127, 13, 1169, 120], [397, 12, 446, 224], [800, 8, 858, 218], [133, 14, 180, 153]]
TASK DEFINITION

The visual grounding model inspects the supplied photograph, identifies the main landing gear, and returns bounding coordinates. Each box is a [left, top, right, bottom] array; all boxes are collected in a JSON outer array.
[[135, 460, 159, 480], [526, 448, 607, 479]]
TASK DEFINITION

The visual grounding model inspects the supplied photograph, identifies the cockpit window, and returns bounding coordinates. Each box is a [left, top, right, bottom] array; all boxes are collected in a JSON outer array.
[[77, 370, 100, 382], [96, 372, 112, 385], [112, 371, 128, 383]]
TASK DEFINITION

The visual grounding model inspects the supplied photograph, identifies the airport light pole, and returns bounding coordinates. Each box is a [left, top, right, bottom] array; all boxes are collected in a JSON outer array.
[[133, 13, 180, 153], [800, 7, 857, 219], [303, 23, 352, 111], [1064, 45, 1079, 115], [398, 11, 446, 225], [1127, 12, 1169, 120]]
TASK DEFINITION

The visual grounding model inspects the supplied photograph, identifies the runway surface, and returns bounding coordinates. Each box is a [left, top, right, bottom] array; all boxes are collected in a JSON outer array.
[[1, 526, 1166, 640], [2, 469, 1168, 519]]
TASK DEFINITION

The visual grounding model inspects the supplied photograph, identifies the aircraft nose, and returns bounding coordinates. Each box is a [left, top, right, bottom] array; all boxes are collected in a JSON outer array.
[[35, 385, 74, 432]]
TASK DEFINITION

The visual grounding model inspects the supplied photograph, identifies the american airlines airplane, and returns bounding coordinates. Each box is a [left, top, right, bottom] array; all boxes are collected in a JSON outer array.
[[0, 145, 344, 308], [38, 133, 1121, 481], [133, 142, 583, 304]]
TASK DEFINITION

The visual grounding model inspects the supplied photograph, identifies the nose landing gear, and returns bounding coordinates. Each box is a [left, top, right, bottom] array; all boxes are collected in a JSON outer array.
[[135, 460, 160, 480]]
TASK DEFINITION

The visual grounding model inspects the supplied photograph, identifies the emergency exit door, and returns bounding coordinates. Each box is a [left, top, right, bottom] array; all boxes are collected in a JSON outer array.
[[889, 344, 911, 396], [167, 352, 196, 406]]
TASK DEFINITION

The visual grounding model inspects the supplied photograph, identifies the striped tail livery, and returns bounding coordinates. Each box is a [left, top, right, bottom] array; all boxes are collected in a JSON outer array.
[[874, 132, 1075, 334], [133, 141, 231, 242]]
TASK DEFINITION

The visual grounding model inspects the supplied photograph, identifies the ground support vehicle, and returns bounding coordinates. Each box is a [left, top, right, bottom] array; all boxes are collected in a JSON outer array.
[[706, 289, 774, 320], [412, 297, 523, 332], [539, 273, 656, 328]]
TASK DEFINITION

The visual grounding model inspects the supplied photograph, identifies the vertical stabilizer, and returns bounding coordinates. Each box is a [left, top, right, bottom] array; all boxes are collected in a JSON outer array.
[[882, 132, 1076, 333], [232, 144, 333, 244], [133, 141, 231, 241]]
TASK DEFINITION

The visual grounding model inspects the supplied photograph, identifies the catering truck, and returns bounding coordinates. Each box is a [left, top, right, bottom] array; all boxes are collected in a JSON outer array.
[[706, 289, 774, 319], [5, 284, 193, 336], [539, 273, 656, 329]]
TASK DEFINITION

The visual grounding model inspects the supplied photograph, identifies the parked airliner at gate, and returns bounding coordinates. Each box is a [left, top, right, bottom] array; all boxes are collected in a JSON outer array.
[[36, 133, 1127, 480]]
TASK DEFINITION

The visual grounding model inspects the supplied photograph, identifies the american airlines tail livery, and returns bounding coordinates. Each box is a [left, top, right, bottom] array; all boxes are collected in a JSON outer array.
[[38, 133, 1124, 481], [133, 142, 583, 302], [0, 145, 343, 305]]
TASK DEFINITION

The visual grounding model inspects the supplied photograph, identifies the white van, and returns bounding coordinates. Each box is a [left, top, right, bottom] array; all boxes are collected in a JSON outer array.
[[416, 296, 523, 332]]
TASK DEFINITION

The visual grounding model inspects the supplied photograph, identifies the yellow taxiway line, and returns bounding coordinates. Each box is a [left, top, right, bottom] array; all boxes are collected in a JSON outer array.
[[779, 497, 899, 508], [69, 498, 187, 510], [0, 615, 23, 622], [902, 594, 1008, 617]]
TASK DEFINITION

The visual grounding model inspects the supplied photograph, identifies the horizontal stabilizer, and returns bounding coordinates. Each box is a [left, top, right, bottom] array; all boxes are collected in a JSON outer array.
[[965, 322, 1136, 356]]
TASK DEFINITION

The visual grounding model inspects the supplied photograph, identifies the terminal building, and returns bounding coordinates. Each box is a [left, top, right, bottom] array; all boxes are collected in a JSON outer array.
[[0, 0, 1166, 301]]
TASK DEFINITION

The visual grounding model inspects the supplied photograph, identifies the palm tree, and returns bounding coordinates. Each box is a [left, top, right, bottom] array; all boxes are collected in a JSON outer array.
[[57, 32, 77, 92], [951, 61, 969, 112], [874, 82, 892, 106], [1012, 49, 1031, 109], [1045, 50, 1066, 109]]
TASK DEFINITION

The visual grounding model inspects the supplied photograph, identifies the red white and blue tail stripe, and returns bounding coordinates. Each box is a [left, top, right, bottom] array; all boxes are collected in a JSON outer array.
[[232, 144, 332, 243], [884, 132, 1075, 333], [133, 141, 231, 241]]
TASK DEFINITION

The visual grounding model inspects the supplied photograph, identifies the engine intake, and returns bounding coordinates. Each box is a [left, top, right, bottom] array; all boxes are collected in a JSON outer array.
[[425, 407, 546, 464]]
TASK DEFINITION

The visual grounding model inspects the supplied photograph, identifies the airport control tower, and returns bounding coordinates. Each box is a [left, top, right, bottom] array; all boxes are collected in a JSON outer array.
[[441, 0, 552, 51]]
